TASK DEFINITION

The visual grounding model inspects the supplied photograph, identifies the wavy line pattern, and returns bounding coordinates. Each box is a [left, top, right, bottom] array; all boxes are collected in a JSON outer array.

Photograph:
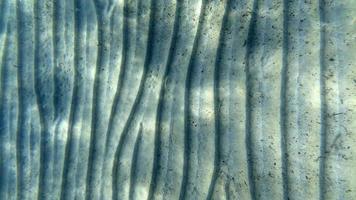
[[0, 0, 355, 200]]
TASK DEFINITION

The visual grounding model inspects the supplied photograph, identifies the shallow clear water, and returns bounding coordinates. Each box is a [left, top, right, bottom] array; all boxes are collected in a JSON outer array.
[[0, 0, 355, 199]]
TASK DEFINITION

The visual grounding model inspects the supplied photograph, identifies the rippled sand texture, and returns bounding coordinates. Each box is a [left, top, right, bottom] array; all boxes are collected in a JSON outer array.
[[0, 0, 355, 199]]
